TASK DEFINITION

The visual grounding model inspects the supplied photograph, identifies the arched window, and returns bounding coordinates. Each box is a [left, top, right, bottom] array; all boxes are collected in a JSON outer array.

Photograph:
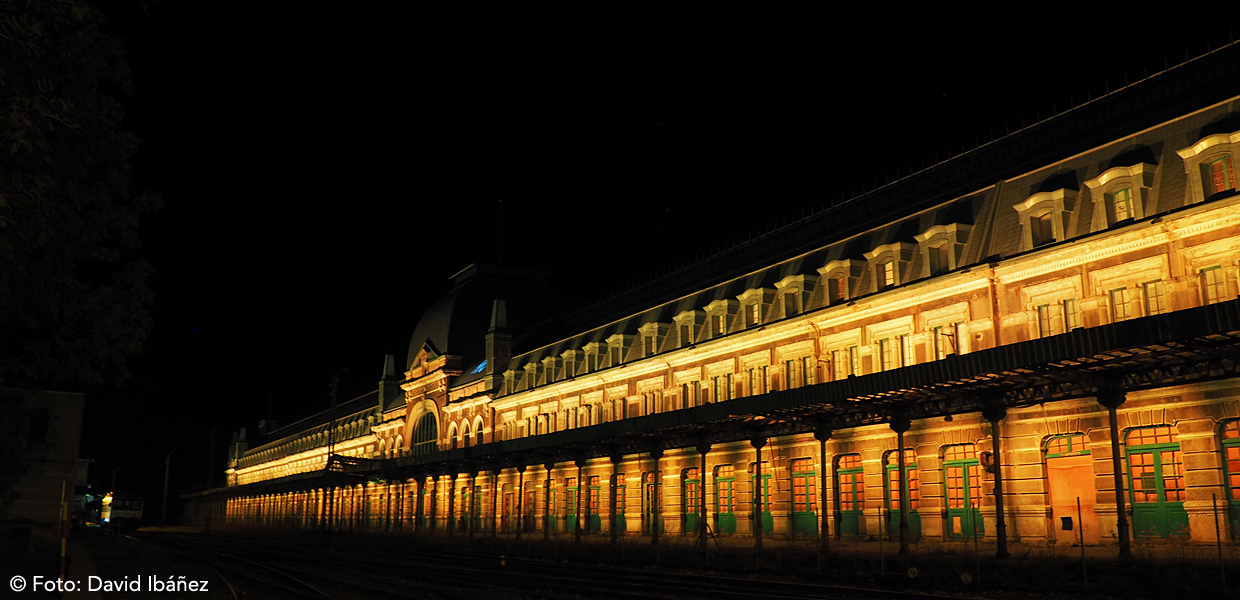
[[461, 422, 470, 448], [412, 412, 438, 456], [474, 418, 484, 446]]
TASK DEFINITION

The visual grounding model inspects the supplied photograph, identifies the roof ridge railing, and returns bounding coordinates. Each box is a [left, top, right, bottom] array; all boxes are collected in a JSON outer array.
[[564, 39, 1240, 321]]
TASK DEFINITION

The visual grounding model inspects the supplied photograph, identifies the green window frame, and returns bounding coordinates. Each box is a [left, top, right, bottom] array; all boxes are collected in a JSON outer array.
[[1110, 187, 1133, 222], [1143, 280, 1167, 316], [1126, 426, 1189, 538], [1201, 266, 1226, 305], [1206, 155, 1236, 195], [1045, 433, 1090, 458], [944, 443, 983, 539], [1110, 287, 1131, 322]]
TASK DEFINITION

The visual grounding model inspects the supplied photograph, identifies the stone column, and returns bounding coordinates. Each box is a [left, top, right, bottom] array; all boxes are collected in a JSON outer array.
[[890, 417, 911, 556], [814, 429, 832, 565], [610, 454, 622, 544], [544, 461, 554, 540], [468, 470, 478, 538], [575, 459, 587, 543], [429, 475, 438, 533], [447, 473, 457, 537], [516, 465, 526, 540], [491, 468, 500, 538], [752, 437, 767, 564], [649, 449, 663, 547], [696, 443, 711, 556], [1099, 389, 1132, 559], [982, 405, 1009, 558]]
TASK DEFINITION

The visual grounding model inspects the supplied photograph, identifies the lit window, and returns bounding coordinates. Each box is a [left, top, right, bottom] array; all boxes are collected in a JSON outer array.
[[712, 374, 732, 401], [711, 314, 724, 337], [1031, 212, 1054, 247], [879, 338, 896, 372], [1208, 155, 1235, 195], [747, 366, 767, 395], [680, 323, 693, 347], [934, 324, 957, 359], [1110, 187, 1133, 222], [1110, 288, 1131, 322], [1143, 281, 1167, 315], [1063, 299, 1082, 331], [900, 335, 914, 367], [1037, 304, 1054, 338], [849, 345, 860, 375], [1201, 266, 1226, 305], [881, 261, 895, 289], [681, 381, 699, 409], [745, 303, 760, 327], [827, 277, 846, 304], [644, 335, 655, 357]]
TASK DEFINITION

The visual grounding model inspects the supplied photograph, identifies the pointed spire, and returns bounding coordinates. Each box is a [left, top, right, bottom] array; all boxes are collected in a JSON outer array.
[[490, 298, 508, 331]]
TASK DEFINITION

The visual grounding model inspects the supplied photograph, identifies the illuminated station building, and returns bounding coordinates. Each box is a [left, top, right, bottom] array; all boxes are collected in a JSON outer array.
[[212, 48, 1240, 556]]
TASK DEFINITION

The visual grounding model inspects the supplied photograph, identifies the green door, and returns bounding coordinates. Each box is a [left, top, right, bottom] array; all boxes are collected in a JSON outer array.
[[587, 477, 601, 532], [1127, 427, 1189, 538], [945, 444, 982, 540], [837, 454, 865, 537], [683, 469, 700, 535], [885, 449, 921, 540], [1224, 422, 1240, 539], [715, 465, 736, 534], [790, 458, 817, 536], [750, 463, 774, 534], [566, 478, 578, 533]]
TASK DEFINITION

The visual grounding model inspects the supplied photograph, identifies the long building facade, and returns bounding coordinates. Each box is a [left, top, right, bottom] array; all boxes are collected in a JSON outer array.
[[209, 46, 1240, 555]]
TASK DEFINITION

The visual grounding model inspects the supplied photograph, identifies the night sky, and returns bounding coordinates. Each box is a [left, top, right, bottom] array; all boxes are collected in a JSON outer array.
[[82, 4, 1235, 514]]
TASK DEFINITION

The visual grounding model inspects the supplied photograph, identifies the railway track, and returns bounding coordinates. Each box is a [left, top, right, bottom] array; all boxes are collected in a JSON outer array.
[[135, 531, 984, 600]]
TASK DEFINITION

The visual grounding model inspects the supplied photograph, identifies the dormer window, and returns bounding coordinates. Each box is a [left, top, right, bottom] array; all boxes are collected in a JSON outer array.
[[636, 322, 667, 358], [541, 356, 559, 385], [583, 342, 603, 373], [826, 277, 846, 304], [880, 261, 895, 289], [561, 350, 581, 379], [1208, 156, 1236, 195], [735, 288, 773, 329], [604, 334, 633, 367], [1084, 164, 1153, 230], [701, 300, 737, 340], [1014, 189, 1076, 250], [1031, 212, 1053, 247], [773, 275, 816, 319], [818, 259, 864, 306], [915, 223, 971, 277], [673, 310, 703, 348], [862, 243, 915, 293], [1176, 131, 1240, 203]]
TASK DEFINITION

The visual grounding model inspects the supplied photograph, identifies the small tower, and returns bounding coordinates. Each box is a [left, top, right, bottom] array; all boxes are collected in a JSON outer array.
[[377, 354, 402, 412], [484, 299, 511, 391]]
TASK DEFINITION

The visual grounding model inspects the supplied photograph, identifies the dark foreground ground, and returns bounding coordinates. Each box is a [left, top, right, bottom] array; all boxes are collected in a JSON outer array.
[[4, 528, 1236, 599]]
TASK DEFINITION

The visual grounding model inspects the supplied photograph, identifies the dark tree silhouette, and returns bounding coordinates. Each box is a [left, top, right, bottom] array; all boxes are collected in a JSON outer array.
[[0, 0, 158, 391], [0, 0, 157, 509]]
